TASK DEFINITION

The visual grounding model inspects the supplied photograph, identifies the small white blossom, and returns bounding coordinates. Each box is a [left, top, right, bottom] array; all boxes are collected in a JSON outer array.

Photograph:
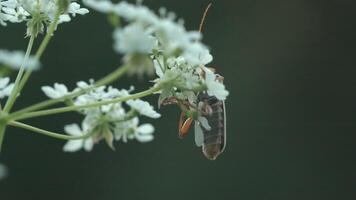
[[57, 83, 158, 152], [41, 83, 69, 99], [68, 2, 89, 16], [113, 1, 158, 24], [127, 99, 161, 118], [113, 23, 156, 54], [0, 77, 14, 99], [0, 0, 18, 26], [203, 67, 229, 101], [83, 0, 114, 13], [133, 120, 154, 142], [1, 0, 88, 35], [114, 117, 154, 143], [2, 5, 29, 23], [63, 123, 93, 152], [0, 49, 40, 70], [182, 43, 213, 66]]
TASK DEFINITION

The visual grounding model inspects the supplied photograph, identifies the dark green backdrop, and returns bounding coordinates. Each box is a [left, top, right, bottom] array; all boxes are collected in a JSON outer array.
[[0, 0, 355, 199]]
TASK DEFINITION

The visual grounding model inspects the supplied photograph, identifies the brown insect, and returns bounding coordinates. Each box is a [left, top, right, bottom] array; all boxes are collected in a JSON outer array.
[[164, 3, 227, 160]]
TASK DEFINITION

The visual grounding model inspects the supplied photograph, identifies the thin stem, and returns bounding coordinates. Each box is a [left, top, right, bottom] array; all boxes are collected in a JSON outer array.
[[9, 121, 91, 140], [7, 64, 130, 120], [16, 11, 61, 103], [0, 12, 60, 150], [0, 122, 6, 151], [9, 86, 161, 121], [3, 35, 35, 113], [96, 64, 130, 87]]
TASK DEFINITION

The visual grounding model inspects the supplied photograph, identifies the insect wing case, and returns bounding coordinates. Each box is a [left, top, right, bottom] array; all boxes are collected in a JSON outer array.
[[198, 93, 226, 160]]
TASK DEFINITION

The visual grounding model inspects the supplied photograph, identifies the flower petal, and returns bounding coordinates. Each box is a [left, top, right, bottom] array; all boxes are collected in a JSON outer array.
[[64, 124, 82, 136], [63, 140, 83, 152], [137, 123, 154, 134]]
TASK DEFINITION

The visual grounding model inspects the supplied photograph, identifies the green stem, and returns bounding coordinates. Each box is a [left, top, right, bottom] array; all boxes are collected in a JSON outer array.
[[0, 122, 6, 151], [0, 34, 35, 151], [3, 35, 35, 113], [16, 11, 61, 105], [0, 12, 60, 150], [8, 121, 91, 140], [7, 64, 130, 121], [9, 86, 161, 121], [95, 64, 130, 87]]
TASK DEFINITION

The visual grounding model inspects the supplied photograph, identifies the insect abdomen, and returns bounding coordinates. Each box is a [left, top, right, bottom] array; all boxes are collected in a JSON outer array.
[[198, 94, 226, 160]]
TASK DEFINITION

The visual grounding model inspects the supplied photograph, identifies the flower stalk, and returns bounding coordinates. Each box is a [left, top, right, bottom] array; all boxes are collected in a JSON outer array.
[[2, 35, 35, 113], [0, 9, 61, 151], [7, 64, 130, 120], [9, 121, 92, 140], [9, 86, 161, 121]]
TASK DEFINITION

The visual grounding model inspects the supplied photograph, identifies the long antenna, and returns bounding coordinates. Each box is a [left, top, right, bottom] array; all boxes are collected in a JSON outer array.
[[199, 3, 212, 33]]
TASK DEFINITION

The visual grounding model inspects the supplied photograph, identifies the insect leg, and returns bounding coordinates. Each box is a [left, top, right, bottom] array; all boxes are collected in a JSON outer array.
[[178, 111, 194, 138]]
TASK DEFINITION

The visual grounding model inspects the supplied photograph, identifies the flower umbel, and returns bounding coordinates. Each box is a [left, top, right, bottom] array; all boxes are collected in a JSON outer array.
[[42, 81, 160, 152], [84, 1, 228, 102], [1, 0, 89, 36]]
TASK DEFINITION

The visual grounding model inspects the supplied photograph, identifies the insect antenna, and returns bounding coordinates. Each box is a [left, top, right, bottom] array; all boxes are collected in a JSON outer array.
[[199, 3, 212, 33]]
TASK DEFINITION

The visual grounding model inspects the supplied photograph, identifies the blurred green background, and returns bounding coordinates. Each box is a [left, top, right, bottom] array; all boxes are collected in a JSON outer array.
[[0, 0, 355, 199]]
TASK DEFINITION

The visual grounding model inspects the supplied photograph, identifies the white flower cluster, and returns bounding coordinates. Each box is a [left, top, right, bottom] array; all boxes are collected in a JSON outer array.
[[1, 0, 88, 35], [0, 49, 40, 70], [41, 80, 160, 152], [84, 0, 229, 103]]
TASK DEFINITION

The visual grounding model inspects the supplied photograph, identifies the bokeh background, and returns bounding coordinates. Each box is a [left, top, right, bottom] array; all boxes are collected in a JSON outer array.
[[0, 0, 356, 199]]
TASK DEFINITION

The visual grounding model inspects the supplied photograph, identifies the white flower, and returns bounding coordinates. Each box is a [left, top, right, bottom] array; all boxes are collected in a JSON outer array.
[[63, 123, 93, 152], [154, 19, 202, 57], [68, 2, 89, 16], [41, 83, 69, 99], [83, 0, 114, 13], [182, 43, 213, 66], [203, 67, 229, 100], [113, 1, 158, 24], [113, 23, 156, 54], [114, 117, 154, 143], [0, 163, 7, 180], [0, 77, 14, 99], [2, 5, 29, 23], [0, 0, 19, 25], [1, 0, 88, 31], [126, 99, 161, 118], [0, 49, 40, 70], [134, 122, 154, 143], [19, 0, 58, 21], [57, 3, 89, 24]]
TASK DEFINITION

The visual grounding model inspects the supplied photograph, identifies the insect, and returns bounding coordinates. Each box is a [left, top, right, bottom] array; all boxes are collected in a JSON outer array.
[[164, 3, 227, 160], [181, 75, 226, 161]]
